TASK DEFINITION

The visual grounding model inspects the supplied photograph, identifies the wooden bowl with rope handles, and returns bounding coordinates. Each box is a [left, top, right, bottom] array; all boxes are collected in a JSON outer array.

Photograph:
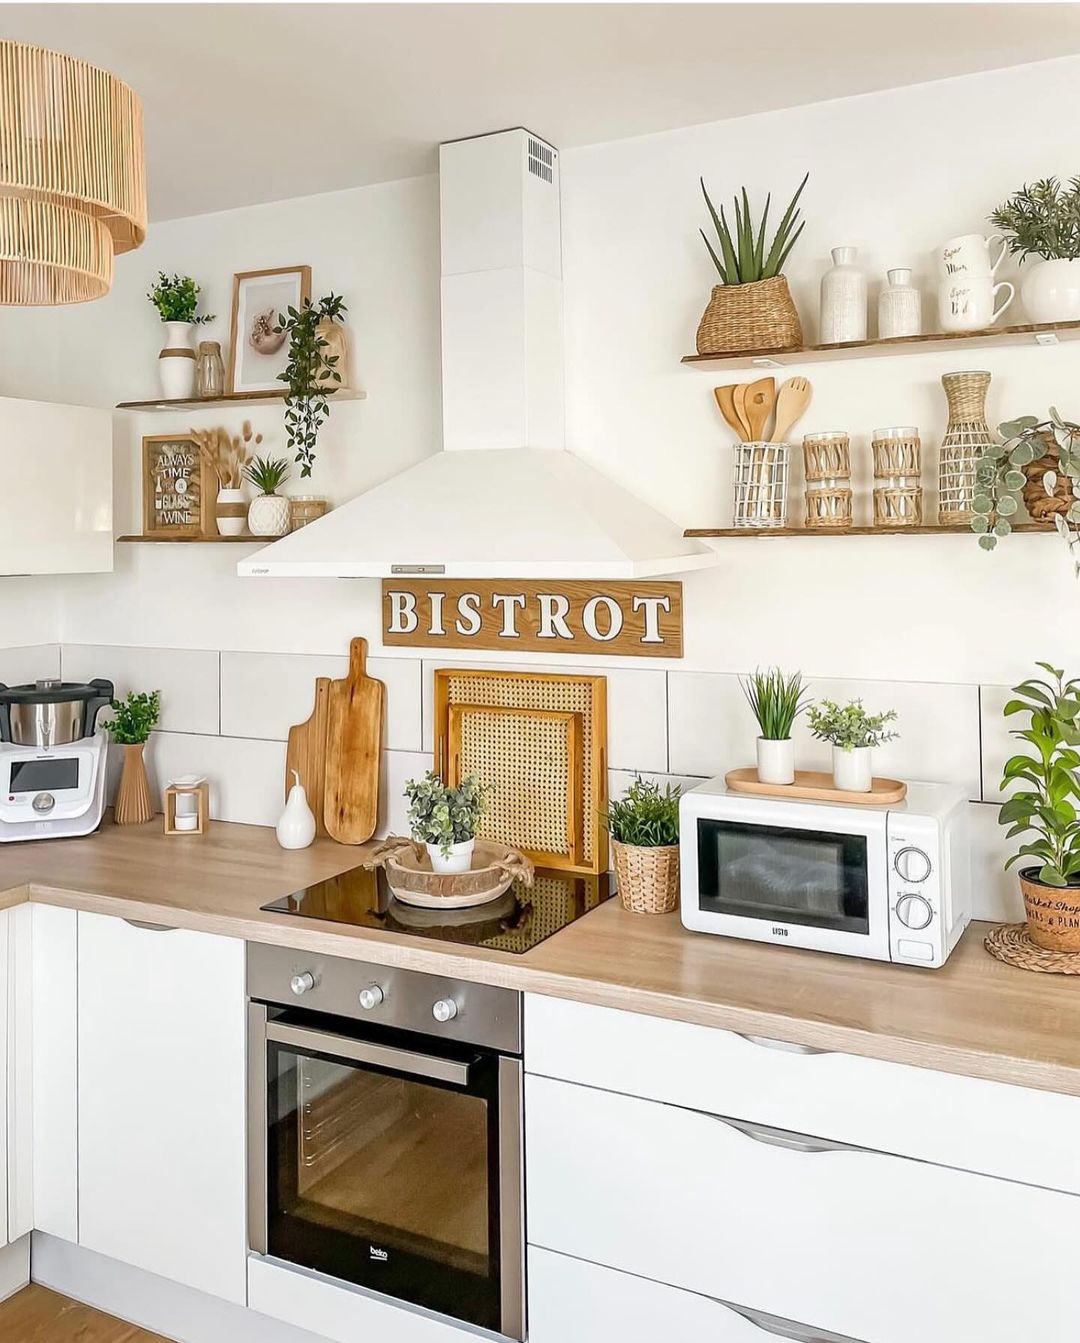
[[364, 837, 535, 909]]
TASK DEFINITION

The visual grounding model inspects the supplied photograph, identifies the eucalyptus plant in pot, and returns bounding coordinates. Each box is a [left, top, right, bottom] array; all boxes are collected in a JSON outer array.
[[604, 775, 682, 915], [404, 771, 489, 874], [808, 698, 898, 793], [741, 667, 809, 786], [106, 690, 161, 826], [990, 176, 1080, 323], [997, 663, 1080, 951], [275, 293, 347, 477]]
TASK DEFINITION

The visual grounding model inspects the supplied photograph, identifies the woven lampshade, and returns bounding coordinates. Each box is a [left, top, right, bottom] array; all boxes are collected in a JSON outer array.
[[0, 40, 146, 304]]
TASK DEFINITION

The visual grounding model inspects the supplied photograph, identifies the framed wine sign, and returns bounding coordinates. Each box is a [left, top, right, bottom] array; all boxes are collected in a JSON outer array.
[[142, 434, 212, 538]]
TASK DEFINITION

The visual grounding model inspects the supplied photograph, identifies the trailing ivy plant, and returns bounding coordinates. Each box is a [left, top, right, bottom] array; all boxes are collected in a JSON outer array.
[[990, 177, 1080, 263], [404, 771, 489, 857], [604, 776, 681, 848], [973, 408, 1080, 559], [146, 272, 214, 325], [105, 690, 161, 745], [700, 173, 808, 284], [275, 292, 347, 477]]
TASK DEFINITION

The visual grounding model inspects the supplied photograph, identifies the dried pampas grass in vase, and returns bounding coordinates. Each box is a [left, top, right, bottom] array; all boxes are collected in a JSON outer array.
[[191, 420, 263, 535]]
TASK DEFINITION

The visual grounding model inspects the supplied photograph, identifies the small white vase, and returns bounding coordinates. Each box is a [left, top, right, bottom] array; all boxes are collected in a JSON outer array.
[[832, 744, 873, 793], [756, 737, 795, 786], [158, 320, 196, 399], [1021, 258, 1080, 324], [878, 267, 922, 338], [820, 246, 867, 345], [248, 493, 291, 537], [276, 771, 316, 850], [216, 486, 247, 537], [427, 837, 475, 874]]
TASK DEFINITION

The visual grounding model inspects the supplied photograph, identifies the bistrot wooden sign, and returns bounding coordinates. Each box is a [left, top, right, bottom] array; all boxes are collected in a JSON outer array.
[[382, 580, 682, 658]]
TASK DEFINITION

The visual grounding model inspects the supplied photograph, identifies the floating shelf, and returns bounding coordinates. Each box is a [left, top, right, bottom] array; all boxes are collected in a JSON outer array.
[[684, 522, 1055, 538], [681, 320, 1080, 371], [117, 534, 263, 544], [116, 389, 367, 412]]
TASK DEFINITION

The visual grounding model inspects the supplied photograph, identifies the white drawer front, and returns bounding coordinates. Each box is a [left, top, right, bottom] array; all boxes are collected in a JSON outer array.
[[524, 993, 1080, 1194], [526, 1075, 1080, 1343]]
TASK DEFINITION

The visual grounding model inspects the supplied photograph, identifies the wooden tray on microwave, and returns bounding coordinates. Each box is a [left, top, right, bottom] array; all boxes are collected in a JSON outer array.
[[724, 768, 907, 805]]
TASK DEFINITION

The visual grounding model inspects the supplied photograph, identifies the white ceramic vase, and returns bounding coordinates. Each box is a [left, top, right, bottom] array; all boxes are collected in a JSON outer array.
[[427, 837, 475, 874], [756, 737, 795, 786], [216, 486, 247, 537], [248, 492, 291, 537], [878, 267, 922, 338], [820, 246, 867, 345], [276, 770, 316, 850], [1021, 258, 1080, 324], [158, 320, 196, 400], [832, 744, 873, 793]]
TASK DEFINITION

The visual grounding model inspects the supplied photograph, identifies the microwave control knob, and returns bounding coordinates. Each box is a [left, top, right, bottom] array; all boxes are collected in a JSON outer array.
[[290, 971, 316, 996], [432, 998, 458, 1023], [894, 846, 932, 884], [358, 985, 385, 1011], [895, 894, 933, 931]]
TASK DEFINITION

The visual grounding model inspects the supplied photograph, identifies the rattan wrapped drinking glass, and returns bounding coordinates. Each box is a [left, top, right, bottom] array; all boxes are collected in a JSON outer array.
[[803, 431, 852, 529], [612, 839, 680, 915], [872, 427, 922, 527]]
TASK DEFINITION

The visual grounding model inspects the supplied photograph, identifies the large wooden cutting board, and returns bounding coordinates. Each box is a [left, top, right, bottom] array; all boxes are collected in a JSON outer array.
[[284, 676, 331, 837], [323, 637, 385, 844]]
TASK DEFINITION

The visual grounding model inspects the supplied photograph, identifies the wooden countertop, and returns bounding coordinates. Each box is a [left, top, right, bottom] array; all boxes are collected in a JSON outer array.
[[3, 815, 1078, 1098]]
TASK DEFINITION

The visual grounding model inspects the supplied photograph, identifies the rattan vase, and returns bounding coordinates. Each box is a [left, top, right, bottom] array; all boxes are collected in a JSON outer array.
[[695, 277, 803, 356], [612, 838, 680, 915], [114, 741, 154, 825], [1020, 869, 1080, 952]]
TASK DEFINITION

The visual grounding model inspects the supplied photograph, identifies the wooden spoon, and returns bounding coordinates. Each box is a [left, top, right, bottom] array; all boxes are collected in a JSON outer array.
[[714, 385, 748, 441], [772, 376, 813, 443], [745, 376, 776, 442], [733, 382, 752, 441]]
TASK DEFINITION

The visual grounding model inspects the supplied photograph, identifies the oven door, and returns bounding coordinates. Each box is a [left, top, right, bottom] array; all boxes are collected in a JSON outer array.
[[682, 797, 891, 960], [248, 1005, 523, 1337]]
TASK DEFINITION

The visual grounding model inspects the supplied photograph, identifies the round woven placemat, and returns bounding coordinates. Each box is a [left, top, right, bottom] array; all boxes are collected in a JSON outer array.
[[984, 923, 1080, 974]]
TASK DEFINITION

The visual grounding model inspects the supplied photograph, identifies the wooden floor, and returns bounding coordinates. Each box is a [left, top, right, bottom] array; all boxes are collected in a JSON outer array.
[[0, 1285, 173, 1343]]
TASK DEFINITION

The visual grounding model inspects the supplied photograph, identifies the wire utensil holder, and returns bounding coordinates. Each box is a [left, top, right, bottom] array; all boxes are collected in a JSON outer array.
[[939, 370, 994, 524], [733, 441, 790, 528]]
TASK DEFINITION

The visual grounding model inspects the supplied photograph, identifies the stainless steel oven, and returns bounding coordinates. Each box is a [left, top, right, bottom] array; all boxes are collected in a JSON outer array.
[[247, 943, 524, 1339]]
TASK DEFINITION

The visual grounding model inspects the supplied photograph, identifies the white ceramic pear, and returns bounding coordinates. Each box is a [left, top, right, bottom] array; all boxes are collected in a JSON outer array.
[[276, 769, 316, 850]]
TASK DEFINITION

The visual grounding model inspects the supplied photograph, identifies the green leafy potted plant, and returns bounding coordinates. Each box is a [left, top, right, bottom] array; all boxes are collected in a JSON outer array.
[[604, 775, 682, 915], [106, 690, 161, 826], [997, 662, 1080, 950], [147, 272, 215, 400], [808, 698, 898, 794], [244, 454, 292, 537], [973, 409, 1080, 562], [275, 293, 347, 477], [696, 173, 808, 356], [741, 667, 809, 785], [404, 771, 489, 873], [990, 176, 1080, 323]]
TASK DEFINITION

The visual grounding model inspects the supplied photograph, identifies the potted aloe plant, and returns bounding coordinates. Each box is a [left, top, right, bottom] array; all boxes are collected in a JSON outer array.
[[808, 698, 898, 793], [605, 776, 682, 915], [404, 771, 489, 874], [741, 667, 809, 785], [106, 690, 161, 826], [244, 454, 291, 537]]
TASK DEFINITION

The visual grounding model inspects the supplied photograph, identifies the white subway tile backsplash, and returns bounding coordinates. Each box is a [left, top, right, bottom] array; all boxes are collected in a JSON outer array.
[[381, 750, 434, 838], [0, 643, 60, 686], [979, 684, 1013, 803], [139, 732, 286, 827], [64, 644, 220, 736], [967, 800, 1023, 922]]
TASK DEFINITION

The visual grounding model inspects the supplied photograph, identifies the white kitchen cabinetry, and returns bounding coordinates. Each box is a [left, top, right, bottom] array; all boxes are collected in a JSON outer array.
[[0, 909, 9, 1250], [78, 913, 246, 1304], [0, 396, 113, 575]]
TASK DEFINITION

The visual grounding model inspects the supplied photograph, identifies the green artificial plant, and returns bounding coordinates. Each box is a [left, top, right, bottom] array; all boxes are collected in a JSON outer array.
[[244, 454, 291, 496], [404, 771, 489, 857], [147, 272, 214, 325], [808, 699, 898, 752], [106, 690, 161, 745], [990, 177, 1080, 264], [741, 667, 809, 740], [604, 775, 681, 849], [973, 408, 1080, 561], [699, 173, 809, 284], [275, 292, 347, 477]]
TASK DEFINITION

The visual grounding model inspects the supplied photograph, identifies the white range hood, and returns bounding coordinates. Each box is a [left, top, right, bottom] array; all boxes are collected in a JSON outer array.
[[239, 129, 714, 581]]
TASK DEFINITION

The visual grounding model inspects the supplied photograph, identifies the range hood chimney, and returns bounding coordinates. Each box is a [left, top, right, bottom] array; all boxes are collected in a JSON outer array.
[[239, 129, 715, 580]]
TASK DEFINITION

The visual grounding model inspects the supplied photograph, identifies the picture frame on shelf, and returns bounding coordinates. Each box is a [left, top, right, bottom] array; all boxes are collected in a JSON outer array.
[[227, 264, 311, 395], [141, 432, 214, 538]]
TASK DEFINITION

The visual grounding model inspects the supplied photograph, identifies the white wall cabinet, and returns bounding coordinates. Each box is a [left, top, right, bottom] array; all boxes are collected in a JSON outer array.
[[0, 396, 113, 575], [77, 913, 247, 1304]]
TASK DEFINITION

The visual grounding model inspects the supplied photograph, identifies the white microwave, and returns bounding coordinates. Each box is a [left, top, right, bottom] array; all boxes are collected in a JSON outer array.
[[679, 779, 971, 968]]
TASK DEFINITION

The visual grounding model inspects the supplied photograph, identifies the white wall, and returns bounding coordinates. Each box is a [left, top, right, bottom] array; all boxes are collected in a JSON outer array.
[[4, 54, 1080, 919]]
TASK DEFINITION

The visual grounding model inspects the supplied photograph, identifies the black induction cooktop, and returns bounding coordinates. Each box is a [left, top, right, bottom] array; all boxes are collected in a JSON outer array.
[[261, 864, 612, 954]]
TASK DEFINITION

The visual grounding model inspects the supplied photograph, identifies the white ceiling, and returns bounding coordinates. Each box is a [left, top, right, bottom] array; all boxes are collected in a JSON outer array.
[[3, 3, 1080, 220]]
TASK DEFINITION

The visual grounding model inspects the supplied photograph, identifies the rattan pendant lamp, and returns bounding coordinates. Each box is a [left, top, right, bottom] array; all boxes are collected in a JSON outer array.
[[0, 39, 146, 304]]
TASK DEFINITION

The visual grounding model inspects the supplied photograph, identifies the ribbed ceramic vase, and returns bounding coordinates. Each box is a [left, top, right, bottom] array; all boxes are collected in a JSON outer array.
[[115, 742, 154, 825], [820, 247, 867, 345]]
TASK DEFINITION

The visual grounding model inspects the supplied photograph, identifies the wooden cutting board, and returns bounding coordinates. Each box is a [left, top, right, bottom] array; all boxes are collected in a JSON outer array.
[[284, 676, 331, 837], [324, 637, 385, 844]]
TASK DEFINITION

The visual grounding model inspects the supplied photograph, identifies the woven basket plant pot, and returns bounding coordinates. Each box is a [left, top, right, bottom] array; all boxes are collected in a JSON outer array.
[[612, 838, 680, 915], [695, 276, 803, 356], [1020, 429, 1074, 523], [1020, 868, 1080, 951]]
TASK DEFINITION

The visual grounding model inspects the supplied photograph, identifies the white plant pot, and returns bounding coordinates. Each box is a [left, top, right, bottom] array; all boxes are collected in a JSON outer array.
[[1021, 258, 1080, 324], [248, 492, 291, 537], [426, 838, 475, 874], [832, 744, 873, 793], [158, 320, 196, 399], [756, 737, 795, 785], [216, 486, 247, 537]]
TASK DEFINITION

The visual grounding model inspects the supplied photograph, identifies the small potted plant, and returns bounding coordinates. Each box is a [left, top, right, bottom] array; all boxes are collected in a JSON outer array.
[[741, 667, 809, 785], [808, 698, 898, 793], [991, 176, 1080, 324], [605, 776, 682, 915], [973, 409, 1080, 559], [997, 662, 1080, 951], [244, 455, 292, 537], [275, 293, 347, 477], [147, 272, 215, 400], [404, 771, 489, 874], [696, 173, 808, 356], [106, 690, 161, 826]]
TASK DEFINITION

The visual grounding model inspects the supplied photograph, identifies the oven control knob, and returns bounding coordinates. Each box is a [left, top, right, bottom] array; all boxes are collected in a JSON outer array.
[[894, 846, 932, 884], [895, 894, 933, 931], [290, 971, 316, 996], [432, 998, 458, 1023], [358, 985, 385, 1011]]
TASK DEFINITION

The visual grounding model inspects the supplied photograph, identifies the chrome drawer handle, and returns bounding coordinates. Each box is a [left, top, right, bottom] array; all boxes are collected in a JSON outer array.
[[721, 1299, 866, 1343], [713, 1113, 856, 1155], [736, 1033, 830, 1056]]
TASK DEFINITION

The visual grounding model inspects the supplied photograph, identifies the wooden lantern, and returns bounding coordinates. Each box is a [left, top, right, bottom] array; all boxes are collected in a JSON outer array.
[[163, 777, 210, 836]]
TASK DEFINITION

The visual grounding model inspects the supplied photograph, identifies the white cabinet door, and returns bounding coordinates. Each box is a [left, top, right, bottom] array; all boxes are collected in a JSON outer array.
[[5, 904, 31, 1243], [0, 909, 8, 1250], [31, 904, 78, 1241], [0, 397, 113, 575], [526, 1074, 1080, 1343], [78, 913, 246, 1304]]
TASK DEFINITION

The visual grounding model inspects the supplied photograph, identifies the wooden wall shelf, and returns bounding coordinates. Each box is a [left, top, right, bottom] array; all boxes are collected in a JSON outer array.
[[684, 522, 1054, 538], [681, 320, 1080, 371], [117, 534, 262, 544], [116, 389, 366, 412]]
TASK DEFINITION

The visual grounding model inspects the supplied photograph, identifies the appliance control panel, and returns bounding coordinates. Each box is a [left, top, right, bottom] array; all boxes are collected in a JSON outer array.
[[886, 814, 945, 967]]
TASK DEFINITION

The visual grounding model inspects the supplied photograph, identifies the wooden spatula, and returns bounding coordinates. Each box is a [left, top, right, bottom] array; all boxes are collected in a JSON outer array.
[[733, 382, 752, 441], [744, 377, 776, 442], [714, 385, 748, 440], [772, 376, 813, 443]]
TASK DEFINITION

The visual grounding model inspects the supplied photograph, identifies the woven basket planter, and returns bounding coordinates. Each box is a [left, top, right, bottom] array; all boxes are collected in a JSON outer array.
[[612, 838, 680, 915], [1021, 430, 1073, 522], [695, 276, 803, 356], [1020, 868, 1080, 952]]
